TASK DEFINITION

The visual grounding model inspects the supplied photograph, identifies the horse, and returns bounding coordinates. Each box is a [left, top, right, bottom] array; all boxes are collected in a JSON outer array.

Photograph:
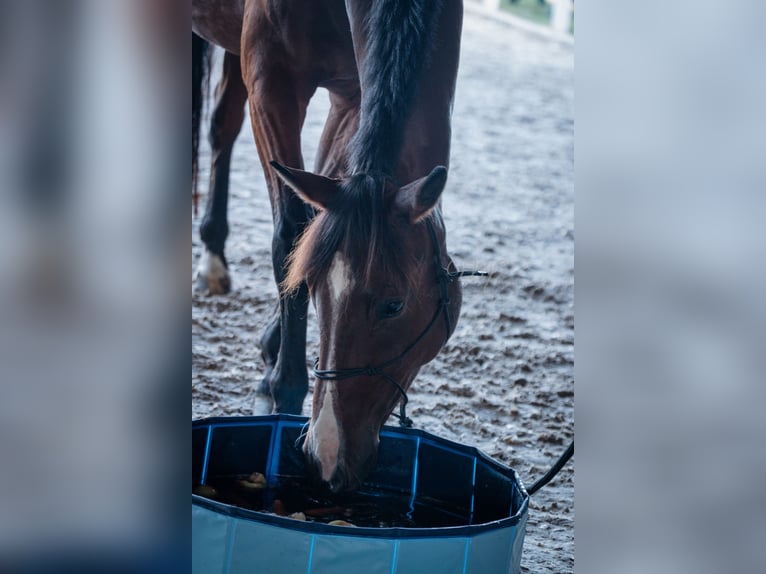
[[192, 0, 465, 492]]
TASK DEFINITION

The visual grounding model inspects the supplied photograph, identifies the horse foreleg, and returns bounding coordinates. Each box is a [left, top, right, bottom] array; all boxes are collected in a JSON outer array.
[[195, 50, 247, 295], [242, 49, 315, 414], [257, 308, 280, 395]]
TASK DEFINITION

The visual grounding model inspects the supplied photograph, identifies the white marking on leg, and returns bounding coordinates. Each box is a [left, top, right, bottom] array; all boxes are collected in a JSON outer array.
[[198, 249, 227, 277], [195, 249, 230, 293]]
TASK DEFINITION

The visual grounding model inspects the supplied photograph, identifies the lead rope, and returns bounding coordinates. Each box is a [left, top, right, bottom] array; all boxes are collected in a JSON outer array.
[[425, 221, 574, 495], [527, 440, 574, 496]]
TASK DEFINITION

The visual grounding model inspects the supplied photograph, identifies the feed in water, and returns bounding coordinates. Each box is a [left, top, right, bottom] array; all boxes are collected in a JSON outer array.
[[237, 472, 267, 489], [194, 474, 473, 528], [328, 520, 355, 527], [193, 484, 218, 498]]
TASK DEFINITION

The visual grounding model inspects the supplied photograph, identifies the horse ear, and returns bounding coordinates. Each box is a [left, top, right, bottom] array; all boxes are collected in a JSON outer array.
[[395, 166, 448, 223], [270, 161, 340, 210]]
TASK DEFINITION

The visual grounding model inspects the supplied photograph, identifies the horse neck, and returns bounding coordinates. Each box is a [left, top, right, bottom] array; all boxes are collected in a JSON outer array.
[[346, 0, 445, 176]]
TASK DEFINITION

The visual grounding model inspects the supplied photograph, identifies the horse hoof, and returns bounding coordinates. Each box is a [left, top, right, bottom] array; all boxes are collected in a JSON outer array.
[[195, 250, 231, 294]]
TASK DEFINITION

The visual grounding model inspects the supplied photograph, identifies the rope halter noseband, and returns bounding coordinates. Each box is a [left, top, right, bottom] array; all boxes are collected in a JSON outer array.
[[312, 217, 487, 427]]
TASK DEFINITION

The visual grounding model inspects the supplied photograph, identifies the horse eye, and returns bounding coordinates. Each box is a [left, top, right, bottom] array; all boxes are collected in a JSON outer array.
[[378, 299, 405, 319]]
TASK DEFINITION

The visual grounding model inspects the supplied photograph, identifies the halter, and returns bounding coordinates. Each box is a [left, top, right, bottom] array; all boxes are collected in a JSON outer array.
[[312, 217, 487, 427]]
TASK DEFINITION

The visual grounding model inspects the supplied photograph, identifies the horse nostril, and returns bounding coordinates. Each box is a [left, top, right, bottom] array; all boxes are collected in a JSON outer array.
[[328, 464, 365, 493], [328, 465, 352, 493], [328, 476, 345, 494]]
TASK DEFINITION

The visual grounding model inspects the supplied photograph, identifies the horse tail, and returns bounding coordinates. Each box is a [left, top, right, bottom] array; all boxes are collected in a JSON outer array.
[[349, 0, 444, 174], [192, 32, 211, 204]]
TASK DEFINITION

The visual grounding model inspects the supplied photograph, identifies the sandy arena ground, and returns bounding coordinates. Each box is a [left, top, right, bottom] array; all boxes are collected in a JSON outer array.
[[193, 8, 574, 572]]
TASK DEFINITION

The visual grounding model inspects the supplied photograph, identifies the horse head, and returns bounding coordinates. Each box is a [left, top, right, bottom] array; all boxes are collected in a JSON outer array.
[[273, 162, 462, 492]]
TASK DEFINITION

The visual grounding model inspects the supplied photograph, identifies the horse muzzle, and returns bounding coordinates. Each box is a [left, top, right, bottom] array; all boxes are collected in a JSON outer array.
[[303, 431, 378, 493]]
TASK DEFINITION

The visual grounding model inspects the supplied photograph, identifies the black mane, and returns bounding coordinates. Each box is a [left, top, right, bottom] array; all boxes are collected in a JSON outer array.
[[348, 0, 443, 175]]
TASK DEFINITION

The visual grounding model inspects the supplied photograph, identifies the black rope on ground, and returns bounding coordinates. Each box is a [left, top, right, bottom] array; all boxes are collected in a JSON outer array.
[[527, 440, 574, 496]]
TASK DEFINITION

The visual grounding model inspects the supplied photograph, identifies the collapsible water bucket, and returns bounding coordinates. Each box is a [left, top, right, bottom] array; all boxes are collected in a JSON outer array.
[[192, 415, 529, 574]]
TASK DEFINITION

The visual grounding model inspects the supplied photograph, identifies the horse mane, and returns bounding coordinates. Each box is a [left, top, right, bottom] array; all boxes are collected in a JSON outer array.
[[284, 1, 443, 294], [348, 0, 444, 174], [283, 174, 414, 295]]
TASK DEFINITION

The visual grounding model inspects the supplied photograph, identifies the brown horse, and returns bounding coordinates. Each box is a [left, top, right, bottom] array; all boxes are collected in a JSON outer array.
[[193, 0, 464, 491]]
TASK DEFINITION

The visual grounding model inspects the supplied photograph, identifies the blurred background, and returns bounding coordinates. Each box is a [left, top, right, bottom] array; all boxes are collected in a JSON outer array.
[[478, 0, 575, 35], [0, 0, 765, 572], [577, 2, 766, 573], [0, 0, 188, 570]]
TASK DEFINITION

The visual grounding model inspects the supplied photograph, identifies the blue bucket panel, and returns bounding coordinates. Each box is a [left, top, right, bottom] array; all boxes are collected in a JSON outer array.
[[473, 463, 513, 525], [395, 536, 469, 574], [510, 510, 528, 574], [274, 421, 309, 478], [207, 424, 273, 481], [416, 439, 475, 513], [467, 509, 528, 574], [465, 527, 517, 574], [365, 433, 419, 493], [228, 518, 313, 574], [192, 505, 234, 574], [192, 427, 208, 485], [310, 534, 395, 574]]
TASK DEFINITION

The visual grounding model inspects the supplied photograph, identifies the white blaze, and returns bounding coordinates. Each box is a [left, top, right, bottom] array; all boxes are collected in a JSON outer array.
[[328, 252, 351, 303], [311, 252, 353, 481], [312, 382, 340, 481]]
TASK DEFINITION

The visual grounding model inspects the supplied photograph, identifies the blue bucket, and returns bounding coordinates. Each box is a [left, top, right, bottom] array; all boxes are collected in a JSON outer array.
[[193, 415, 529, 574]]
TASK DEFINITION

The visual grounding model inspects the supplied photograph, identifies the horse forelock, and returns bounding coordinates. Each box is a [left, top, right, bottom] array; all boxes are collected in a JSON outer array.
[[282, 175, 414, 296]]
